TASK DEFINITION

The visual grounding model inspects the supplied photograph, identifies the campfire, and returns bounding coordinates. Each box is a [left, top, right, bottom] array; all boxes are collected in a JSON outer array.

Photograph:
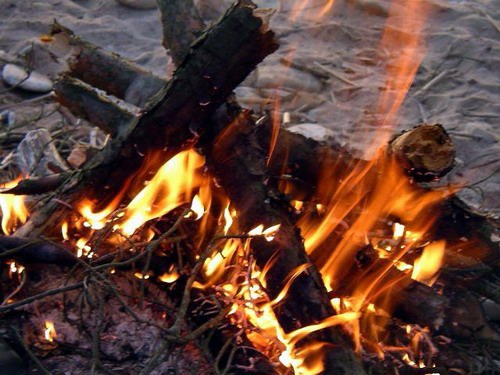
[[0, 1, 498, 374]]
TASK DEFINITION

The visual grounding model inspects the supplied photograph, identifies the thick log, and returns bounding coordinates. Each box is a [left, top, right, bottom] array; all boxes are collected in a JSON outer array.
[[53, 75, 134, 136], [157, 0, 206, 67], [49, 21, 165, 108], [15, 1, 278, 239]]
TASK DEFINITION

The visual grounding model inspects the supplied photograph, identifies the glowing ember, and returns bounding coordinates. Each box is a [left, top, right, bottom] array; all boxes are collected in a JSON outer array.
[[0, 177, 28, 234], [412, 240, 446, 286], [393, 222, 405, 240], [44, 321, 57, 342], [159, 267, 180, 283]]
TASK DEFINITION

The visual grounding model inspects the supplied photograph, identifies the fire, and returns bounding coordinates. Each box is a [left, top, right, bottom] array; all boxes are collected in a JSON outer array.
[[189, 194, 205, 220], [248, 223, 281, 241], [44, 321, 57, 342], [120, 150, 204, 236], [0, 177, 28, 234], [159, 266, 180, 283], [411, 240, 445, 286], [360, 0, 431, 157]]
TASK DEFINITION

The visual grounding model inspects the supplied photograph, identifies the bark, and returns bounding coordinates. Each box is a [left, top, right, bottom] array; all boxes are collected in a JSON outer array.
[[15, 1, 278, 239], [53, 75, 134, 136], [50, 21, 165, 108], [157, 0, 206, 67]]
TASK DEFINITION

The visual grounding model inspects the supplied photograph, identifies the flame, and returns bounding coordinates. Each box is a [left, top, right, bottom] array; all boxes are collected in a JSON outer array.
[[190, 194, 205, 220], [223, 204, 233, 235], [120, 150, 204, 236], [412, 240, 445, 286], [289, 0, 335, 22], [44, 321, 57, 342], [248, 224, 281, 242], [159, 266, 180, 283], [0, 177, 28, 234], [360, 0, 431, 157]]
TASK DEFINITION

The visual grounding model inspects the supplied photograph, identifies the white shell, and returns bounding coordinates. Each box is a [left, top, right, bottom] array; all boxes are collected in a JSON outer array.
[[287, 123, 335, 142], [2, 64, 52, 93], [115, 0, 157, 10]]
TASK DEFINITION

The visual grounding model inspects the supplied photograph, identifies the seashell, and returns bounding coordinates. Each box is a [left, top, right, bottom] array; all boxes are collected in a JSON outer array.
[[115, 0, 157, 10], [1, 64, 52, 93], [287, 123, 335, 142]]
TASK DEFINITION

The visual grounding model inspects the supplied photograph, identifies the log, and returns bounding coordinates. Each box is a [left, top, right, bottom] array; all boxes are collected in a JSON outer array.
[[49, 21, 165, 108], [0, 236, 77, 265], [15, 1, 278, 239], [202, 110, 365, 374]]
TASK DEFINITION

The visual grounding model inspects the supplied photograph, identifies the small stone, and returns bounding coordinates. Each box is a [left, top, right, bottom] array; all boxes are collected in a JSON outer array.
[[255, 65, 323, 93], [1, 64, 53, 93], [287, 123, 335, 142], [115, 0, 157, 10], [17, 128, 69, 176]]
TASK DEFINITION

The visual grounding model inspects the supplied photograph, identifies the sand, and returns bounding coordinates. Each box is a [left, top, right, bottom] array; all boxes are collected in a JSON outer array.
[[0, 0, 498, 218]]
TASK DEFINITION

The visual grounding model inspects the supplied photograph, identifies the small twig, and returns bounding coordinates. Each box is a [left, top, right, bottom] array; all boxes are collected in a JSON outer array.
[[1, 270, 27, 306], [413, 70, 450, 97], [313, 61, 357, 86], [0, 282, 84, 314]]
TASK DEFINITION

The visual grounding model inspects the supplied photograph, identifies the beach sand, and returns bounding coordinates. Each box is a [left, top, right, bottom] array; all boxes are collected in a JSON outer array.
[[0, 0, 498, 216]]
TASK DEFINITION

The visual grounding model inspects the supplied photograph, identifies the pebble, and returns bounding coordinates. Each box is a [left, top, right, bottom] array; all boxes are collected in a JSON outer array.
[[115, 0, 157, 10], [287, 123, 335, 142], [1, 64, 52, 93]]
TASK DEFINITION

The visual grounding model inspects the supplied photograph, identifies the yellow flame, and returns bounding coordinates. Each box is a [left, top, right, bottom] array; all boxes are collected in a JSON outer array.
[[0, 177, 28, 234], [223, 204, 233, 235], [44, 321, 56, 342], [190, 194, 205, 220], [61, 220, 69, 241], [393, 222, 405, 240], [159, 267, 180, 283], [412, 240, 445, 286], [120, 150, 204, 236]]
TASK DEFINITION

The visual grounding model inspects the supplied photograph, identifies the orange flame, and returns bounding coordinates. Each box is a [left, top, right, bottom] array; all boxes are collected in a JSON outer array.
[[361, 0, 431, 157], [411, 240, 445, 286], [44, 321, 57, 342], [0, 177, 28, 234], [120, 150, 204, 236]]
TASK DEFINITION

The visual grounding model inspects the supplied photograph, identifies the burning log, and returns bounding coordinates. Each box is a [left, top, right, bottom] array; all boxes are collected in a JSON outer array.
[[202, 111, 365, 373], [15, 0, 278, 239]]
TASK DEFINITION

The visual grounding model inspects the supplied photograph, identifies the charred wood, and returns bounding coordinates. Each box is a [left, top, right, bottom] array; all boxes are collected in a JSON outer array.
[[16, 2, 278, 239]]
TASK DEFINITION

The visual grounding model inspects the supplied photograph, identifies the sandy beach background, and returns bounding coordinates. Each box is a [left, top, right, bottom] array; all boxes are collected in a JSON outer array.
[[0, 0, 498, 218]]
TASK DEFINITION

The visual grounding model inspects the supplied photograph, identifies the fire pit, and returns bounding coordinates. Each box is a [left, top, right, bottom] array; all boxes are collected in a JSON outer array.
[[0, 0, 498, 374]]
